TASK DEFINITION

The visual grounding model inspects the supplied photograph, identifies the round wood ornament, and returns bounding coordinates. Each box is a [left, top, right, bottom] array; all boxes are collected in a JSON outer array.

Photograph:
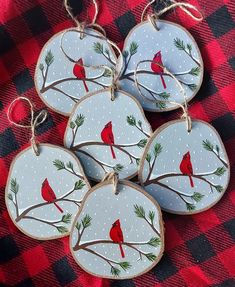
[[64, 88, 152, 181], [139, 119, 230, 214], [5, 144, 90, 240], [118, 20, 203, 112], [34, 28, 116, 116], [70, 179, 164, 279]]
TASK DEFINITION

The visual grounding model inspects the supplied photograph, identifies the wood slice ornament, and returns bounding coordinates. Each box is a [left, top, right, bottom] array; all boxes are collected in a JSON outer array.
[[118, 1, 203, 112], [5, 98, 90, 240], [64, 88, 152, 181], [139, 119, 230, 214], [34, 1, 116, 116], [70, 173, 164, 279]]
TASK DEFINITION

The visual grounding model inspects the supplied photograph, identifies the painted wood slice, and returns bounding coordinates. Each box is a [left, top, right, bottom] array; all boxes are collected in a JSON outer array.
[[64, 89, 152, 181], [139, 119, 230, 214], [5, 144, 90, 240], [118, 20, 203, 112], [35, 28, 116, 116], [70, 180, 164, 279]]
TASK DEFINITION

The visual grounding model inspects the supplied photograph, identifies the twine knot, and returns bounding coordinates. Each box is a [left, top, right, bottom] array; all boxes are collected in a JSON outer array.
[[7, 97, 47, 156], [102, 172, 119, 195]]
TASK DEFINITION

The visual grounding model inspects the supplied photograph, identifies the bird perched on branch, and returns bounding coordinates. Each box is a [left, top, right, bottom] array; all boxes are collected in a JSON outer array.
[[179, 151, 194, 188], [151, 51, 167, 89], [41, 178, 63, 213], [101, 121, 116, 159], [73, 58, 89, 93], [109, 219, 125, 258]]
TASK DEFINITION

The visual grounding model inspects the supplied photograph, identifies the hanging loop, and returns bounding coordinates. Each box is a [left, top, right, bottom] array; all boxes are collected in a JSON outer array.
[[7, 97, 47, 156], [102, 172, 119, 195]]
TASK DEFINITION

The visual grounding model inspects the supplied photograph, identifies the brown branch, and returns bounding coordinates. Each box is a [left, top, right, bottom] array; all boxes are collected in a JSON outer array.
[[83, 247, 119, 268], [71, 142, 139, 163], [15, 187, 80, 222], [51, 87, 78, 102], [211, 150, 228, 168], [40, 76, 107, 94], [63, 165, 84, 180], [23, 215, 63, 226]]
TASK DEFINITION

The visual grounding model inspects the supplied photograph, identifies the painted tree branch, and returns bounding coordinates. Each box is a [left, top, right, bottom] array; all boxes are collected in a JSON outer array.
[[203, 139, 228, 168]]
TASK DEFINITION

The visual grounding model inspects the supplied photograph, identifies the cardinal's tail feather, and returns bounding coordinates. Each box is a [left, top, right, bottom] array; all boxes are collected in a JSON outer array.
[[110, 145, 116, 159], [160, 74, 167, 89], [119, 243, 125, 258], [54, 202, 63, 213], [189, 176, 194, 188], [83, 80, 89, 93]]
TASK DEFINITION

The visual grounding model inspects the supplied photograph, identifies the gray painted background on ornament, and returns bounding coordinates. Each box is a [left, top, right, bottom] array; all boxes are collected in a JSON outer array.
[[64, 90, 152, 181], [6, 145, 89, 239], [71, 183, 162, 278], [119, 20, 203, 111], [140, 121, 229, 213], [35, 28, 116, 115]]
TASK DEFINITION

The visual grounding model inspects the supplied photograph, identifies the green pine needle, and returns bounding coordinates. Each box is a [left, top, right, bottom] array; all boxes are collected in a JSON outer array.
[[134, 204, 145, 218], [113, 164, 124, 172], [214, 167, 226, 176], [136, 158, 140, 166], [148, 211, 155, 224], [8, 193, 13, 201], [53, 160, 65, 170], [186, 203, 196, 211], [45, 50, 54, 66], [39, 63, 44, 71], [127, 115, 136, 126], [189, 67, 200, 76], [123, 50, 129, 58], [75, 222, 81, 232], [118, 261, 131, 271], [82, 214, 92, 228], [215, 185, 223, 193], [10, 178, 19, 194], [146, 153, 152, 163], [137, 120, 142, 128], [66, 161, 73, 170], [56, 226, 69, 234], [154, 143, 162, 157], [129, 42, 138, 55], [158, 92, 170, 99], [145, 253, 157, 262], [104, 48, 110, 57], [202, 140, 214, 152], [216, 145, 220, 154], [93, 42, 103, 54], [75, 114, 85, 127], [192, 192, 204, 202], [148, 237, 161, 247], [103, 68, 112, 77], [62, 213, 72, 224], [70, 121, 76, 129], [156, 101, 167, 109], [111, 266, 120, 276], [137, 139, 147, 148], [174, 38, 185, 50], [74, 180, 85, 190], [187, 83, 197, 91], [187, 43, 192, 52]]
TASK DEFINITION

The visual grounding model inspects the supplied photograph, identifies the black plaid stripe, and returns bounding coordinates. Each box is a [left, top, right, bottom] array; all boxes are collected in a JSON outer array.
[[211, 113, 235, 141], [115, 11, 137, 38], [0, 128, 19, 157], [0, 235, 20, 263], [52, 257, 77, 286]]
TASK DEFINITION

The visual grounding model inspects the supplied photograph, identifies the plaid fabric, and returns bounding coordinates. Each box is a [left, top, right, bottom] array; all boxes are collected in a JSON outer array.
[[0, 0, 235, 286]]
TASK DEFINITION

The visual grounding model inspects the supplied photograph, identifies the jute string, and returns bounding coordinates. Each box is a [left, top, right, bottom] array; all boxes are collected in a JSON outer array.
[[60, 29, 124, 101], [134, 60, 192, 132], [7, 97, 47, 156], [102, 172, 119, 195], [64, 0, 106, 39], [141, 0, 203, 31]]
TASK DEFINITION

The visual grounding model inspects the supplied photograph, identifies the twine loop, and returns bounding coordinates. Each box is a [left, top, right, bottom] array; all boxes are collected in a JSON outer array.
[[134, 59, 192, 132], [64, 0, 106, 38], [60, 28, 123, 102], [102, 172, 119, 195], [7, 97, 47, 156], [141, 0, 203, 30]]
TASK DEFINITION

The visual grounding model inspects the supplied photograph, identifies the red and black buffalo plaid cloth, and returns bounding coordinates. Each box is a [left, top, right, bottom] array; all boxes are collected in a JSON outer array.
[[0, 0, 235, 286]]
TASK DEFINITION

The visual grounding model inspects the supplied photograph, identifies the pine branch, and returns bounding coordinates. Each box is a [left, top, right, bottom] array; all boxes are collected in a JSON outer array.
[[53, 159, 84, 179], [202, 140, 228, 168], [126, 115, 150, 138], [93, 42, 116, 65]]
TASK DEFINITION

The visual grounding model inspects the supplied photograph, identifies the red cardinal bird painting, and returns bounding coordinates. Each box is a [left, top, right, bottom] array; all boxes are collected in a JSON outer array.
[[73, 58, 89, 93], [109, 219, 125, 258], [179, 151, 194, 188], [101, 121, 116, 159], [41, 178, 63, 213], [151, 51, 167, 89]]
